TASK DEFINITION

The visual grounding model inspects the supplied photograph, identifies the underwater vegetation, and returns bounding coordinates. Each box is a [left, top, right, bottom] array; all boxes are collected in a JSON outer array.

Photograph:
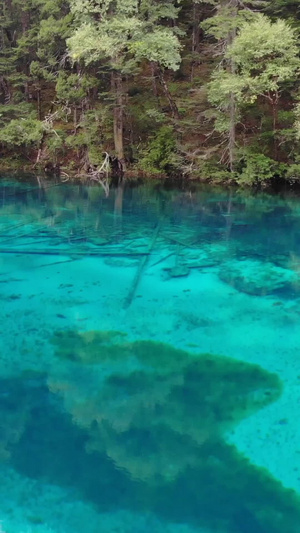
[[36, 330, 300, 532], [51, 329, 129, 364], [0, 336, 298, 533]]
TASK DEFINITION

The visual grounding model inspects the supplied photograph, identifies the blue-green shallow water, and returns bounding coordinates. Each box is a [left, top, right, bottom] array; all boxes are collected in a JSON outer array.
[[1, 176, 300, 533]]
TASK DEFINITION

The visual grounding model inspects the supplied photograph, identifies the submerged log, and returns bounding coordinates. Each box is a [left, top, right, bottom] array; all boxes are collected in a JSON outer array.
[[123, 223, 161, 309], [0, 249, 149, 257]]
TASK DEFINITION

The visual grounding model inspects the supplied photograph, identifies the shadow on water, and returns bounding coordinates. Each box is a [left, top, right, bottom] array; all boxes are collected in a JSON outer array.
[[1, 336, 300, 533]]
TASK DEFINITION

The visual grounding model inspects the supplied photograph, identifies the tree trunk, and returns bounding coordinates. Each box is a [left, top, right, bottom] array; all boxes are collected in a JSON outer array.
[[111, 70, 126, 168], [150, 61, 159, 103], [155, 64, 179, 119], [0, 75, 11, 104], [4, 0, 13, 12], [73, 106, 77, 132], [221, 0, 238, 171], [21, 7, 30, 34], [37, 85, 42, 120], [228, 68, 236, 172], [271, 91, 279, 160], [191, 1, 202, 83]]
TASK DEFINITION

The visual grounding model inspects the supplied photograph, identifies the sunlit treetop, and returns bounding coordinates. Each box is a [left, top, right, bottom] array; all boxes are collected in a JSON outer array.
[[67, 0, 182, 71]]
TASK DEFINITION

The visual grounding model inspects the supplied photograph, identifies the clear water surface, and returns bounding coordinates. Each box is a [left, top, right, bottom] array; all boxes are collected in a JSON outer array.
[[0, 175, 300, 533]]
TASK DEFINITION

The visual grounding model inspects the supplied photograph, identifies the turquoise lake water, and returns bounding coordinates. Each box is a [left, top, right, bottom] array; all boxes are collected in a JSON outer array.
[[0, 176, 300, 533]]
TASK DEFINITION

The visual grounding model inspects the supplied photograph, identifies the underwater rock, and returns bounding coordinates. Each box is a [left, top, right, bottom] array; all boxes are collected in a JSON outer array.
[[184, 242, 230, 268], [163, 265, 190, 278], [218, 258, 298, 296]]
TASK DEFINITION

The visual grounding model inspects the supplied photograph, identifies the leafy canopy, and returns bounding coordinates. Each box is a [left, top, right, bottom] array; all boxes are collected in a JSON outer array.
[[208, 14, 300, 113], [229, 14, 300, 94], [68, 0, 182, 71]]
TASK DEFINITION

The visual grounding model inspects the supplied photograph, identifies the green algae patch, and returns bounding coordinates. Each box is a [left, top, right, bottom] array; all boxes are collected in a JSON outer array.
[[101, 355, 282, 438], [51, 329, 282, 476], [82, 357, 282, 482], [45, 334, 299, 532], [51, 331, 282, 419], [4, 337, 299, 533], [51, 331, 282, 437], [51, 330, 128, 363], [155, 438, 300, 533], [51, 330, 190, 371]]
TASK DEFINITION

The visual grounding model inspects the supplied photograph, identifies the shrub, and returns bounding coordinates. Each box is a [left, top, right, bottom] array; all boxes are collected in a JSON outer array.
[[237, 153, 280, 187], [0, 118, 44, 147], [139, 125, 182, 175]]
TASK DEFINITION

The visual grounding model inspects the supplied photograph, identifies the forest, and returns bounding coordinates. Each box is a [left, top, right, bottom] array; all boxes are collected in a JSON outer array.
[[1, 0, 300, 186]]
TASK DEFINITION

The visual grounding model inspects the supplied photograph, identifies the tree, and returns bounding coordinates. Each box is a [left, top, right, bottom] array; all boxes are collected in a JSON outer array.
[[67, 0, 182, 166], [207, 12, 299, 166], [203, 1, 271, 170]]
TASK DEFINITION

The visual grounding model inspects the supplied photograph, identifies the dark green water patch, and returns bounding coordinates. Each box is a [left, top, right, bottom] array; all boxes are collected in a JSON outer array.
[[51, 329, 128, 363], [0, 334, 288, 530], [51, 332, 283, 456], [3, 361, 299, 533], [50, 332, 283, 464]]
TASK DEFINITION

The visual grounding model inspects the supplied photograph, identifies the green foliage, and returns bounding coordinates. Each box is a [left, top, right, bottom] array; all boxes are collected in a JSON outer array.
[[206, 11, 300, 171], [0, 103, 36, 125], [145, 108, 166, 124], [0, 0, 300, 182], [191, 161, 235, 184], [209, 14, 300, 112], [277, 110, 295, 127], [37, 12, 73, 65], [237, 153, 283, 186], [68, 0, 182, 71], [63, 106, 112, 163], [285, 163, 300, 184], [228, 14, 300, 99], [293, 101, 300, 140], [0, 118, 44, 147], [45, 130, 66, 157], [202, 6, 257, 40], [139, 125, 181, 174], [56, 72, 98, 104], [129, 28, 182, 71]]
